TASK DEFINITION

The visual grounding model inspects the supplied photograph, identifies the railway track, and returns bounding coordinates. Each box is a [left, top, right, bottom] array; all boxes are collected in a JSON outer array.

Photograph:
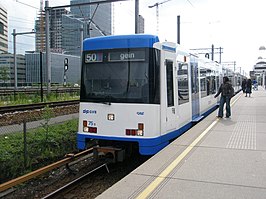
[[0, 148, 94, 193], [42, 163, 110, 199], [0, 88, 80, 96], [1, 149, 149, 199], [0, 100, 79, 114]]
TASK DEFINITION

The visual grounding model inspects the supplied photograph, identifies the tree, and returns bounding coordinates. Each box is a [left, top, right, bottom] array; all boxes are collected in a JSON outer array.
[[0, 66, 10, 87]]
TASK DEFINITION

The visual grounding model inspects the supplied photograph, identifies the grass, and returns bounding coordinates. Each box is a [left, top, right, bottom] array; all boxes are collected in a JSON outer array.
[[0, 90, 80, 106], [0, 119, 79, 183]]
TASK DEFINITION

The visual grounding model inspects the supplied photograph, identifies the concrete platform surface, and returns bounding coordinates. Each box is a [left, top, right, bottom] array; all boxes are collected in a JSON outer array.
[[97, 88, 266, 199]]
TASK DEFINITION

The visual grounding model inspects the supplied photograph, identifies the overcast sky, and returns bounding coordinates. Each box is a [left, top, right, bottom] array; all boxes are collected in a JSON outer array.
[[1, 0, 266, 74]]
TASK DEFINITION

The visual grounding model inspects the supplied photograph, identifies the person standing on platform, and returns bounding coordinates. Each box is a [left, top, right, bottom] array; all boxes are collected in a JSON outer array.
[[214, 76, 234, 118], [252, 79, 258, 90], [241, 79, 247, 93], [246, 79, 252, 97]]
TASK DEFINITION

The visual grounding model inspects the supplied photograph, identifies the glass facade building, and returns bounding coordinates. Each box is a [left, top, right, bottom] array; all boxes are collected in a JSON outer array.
[[62, 0, 112, 56], [25, 53, 80, 84]]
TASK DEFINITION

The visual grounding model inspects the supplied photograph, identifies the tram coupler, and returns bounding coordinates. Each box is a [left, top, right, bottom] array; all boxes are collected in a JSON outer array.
[[93, 146, 125, 163]]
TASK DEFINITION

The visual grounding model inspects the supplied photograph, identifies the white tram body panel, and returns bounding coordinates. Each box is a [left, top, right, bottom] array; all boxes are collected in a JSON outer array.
[[79, 103, 160, 138], [77, 34, 244, 155]]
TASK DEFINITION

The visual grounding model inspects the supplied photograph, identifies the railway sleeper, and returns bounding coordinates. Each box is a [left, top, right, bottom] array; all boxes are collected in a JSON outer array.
[[93, 146, 126, 163]]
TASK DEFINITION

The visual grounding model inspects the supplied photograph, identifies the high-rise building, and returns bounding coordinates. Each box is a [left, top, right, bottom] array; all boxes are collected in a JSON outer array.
[[35, 8, 69, 52], [62, 0, 112, 56], [62, 15, 83, 56], [0, 4, 8, 54], [70, 0, 111, 37], [36, 1, 112, 56]]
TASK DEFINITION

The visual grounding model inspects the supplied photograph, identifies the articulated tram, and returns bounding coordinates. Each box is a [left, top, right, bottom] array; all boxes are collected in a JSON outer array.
[[77, 34, 244, 155]]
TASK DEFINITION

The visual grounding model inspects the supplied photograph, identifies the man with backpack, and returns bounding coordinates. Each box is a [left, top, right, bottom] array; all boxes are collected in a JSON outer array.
[[214, 76, 234, 118]]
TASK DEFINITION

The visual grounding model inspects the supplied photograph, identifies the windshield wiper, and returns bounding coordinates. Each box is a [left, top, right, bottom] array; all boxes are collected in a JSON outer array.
[[101, 101, 111, 105], [102, 95, 113, 105]]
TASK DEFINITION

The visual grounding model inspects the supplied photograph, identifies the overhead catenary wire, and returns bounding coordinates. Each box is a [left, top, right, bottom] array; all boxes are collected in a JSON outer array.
[[13, 0, 39, 9], [186, 0, 194, 7]]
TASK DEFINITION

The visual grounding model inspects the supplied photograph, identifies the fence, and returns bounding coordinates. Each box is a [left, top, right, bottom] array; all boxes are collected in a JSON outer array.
[[0, 114, 79, 184]]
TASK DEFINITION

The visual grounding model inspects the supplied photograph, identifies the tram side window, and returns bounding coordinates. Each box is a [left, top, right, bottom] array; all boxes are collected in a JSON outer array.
[[200, 68, 207, 98], [210, 71, 216, 94], [177, 63, 189, 105], [166, 60, 174, 107], [216, 75, 220, 92], [206, 70, 216, 94], [228, 76, 234, 86]]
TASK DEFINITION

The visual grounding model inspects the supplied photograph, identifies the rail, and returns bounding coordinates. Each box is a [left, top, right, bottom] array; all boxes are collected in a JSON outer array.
[[0, 148, 93, 193], [0, 88, 80, 96], [0, 100, 79, 114], [42, 163, 109, 199]]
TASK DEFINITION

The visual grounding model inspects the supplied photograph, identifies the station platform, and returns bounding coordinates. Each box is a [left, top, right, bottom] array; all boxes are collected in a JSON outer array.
[[97, 87, 266, 199]]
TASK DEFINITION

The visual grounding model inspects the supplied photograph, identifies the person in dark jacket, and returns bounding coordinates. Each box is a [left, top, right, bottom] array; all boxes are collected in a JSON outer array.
[[246, 79, 252, 97], [241, 79, 247, 93], [214, 76, 234, 118]]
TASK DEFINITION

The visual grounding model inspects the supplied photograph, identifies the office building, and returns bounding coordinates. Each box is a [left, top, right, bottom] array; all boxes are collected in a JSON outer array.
[[25, 52, 80, 84], [0, 54, 26, 86], [0, 4, 8, 54]]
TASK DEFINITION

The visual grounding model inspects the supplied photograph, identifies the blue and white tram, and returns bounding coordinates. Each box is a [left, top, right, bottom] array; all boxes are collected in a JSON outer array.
[[77, 34, 223, 155]]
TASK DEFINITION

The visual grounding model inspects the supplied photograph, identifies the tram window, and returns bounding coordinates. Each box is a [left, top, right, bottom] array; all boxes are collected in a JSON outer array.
[[177, 63, 189, 105], [200, 68, 207, 98], [166, 60, 174, 107], [206, 70, 216, 94], [216, 74, 223, 92], [210, 76, 216, 94]]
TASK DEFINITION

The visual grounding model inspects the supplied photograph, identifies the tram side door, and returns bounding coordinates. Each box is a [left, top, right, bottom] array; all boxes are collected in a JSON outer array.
[[165, 59, 177, 131], [190, 55, 200, 120]]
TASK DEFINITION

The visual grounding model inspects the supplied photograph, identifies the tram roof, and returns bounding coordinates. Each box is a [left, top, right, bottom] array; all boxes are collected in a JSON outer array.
[[83, 34, 160, 50]]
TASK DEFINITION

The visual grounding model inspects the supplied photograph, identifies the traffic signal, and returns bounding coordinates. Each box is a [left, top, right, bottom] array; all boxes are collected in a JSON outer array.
[[64, 58, 68, 72]]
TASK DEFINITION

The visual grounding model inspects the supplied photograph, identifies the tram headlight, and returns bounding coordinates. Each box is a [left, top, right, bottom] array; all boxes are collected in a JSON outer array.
[[83, 127, 89, 132], [107, 113, 115, 121]]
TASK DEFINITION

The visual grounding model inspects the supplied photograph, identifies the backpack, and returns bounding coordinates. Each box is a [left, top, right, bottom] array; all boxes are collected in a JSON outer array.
[[222, 83, 234, 97]]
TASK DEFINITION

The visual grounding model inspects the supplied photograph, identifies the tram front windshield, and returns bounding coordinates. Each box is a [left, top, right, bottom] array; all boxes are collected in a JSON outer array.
[[80, 48, 160, 104]]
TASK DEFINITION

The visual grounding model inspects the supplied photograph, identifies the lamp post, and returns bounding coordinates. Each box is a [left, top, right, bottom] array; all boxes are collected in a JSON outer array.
[[12, 29, 36, 90]]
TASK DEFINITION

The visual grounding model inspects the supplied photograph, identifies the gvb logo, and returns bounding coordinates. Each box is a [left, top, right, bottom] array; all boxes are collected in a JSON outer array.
[[83, 109, 97, 114]]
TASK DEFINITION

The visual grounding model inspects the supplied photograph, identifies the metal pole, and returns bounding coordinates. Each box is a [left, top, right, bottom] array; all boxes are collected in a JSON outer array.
[[211, 44, 214, 61], [80, 25, 84, 56], [23, 121, 27, 169], [13, 29, 17, 90], [135, 0, 139, 34], [219, 47, 222, 63], [177, 15, 180, 44], [45, 0, 51, 94], [40, 52, 44, 102], [80, 25, 84, 82]]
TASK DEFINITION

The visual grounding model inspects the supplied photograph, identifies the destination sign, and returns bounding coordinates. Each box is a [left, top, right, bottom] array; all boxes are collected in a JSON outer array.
[[85, 52, 103, 63], [108, 50, 145, 62]]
